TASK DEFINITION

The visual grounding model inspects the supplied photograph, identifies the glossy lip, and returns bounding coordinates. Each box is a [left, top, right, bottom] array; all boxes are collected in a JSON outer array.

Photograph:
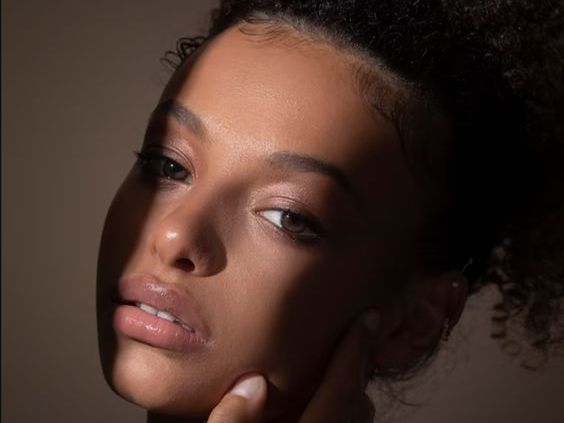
[[114, 273, 212, 344]]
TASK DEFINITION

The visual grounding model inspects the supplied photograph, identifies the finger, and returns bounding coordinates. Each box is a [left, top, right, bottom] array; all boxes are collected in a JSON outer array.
[[301, 310, 380, 423], [208, 374, 267, 423], [350, 393, 376, 423]]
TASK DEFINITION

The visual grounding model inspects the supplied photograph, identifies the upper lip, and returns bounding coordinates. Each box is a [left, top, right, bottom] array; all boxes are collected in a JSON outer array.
[[115, 273, 211, 341]]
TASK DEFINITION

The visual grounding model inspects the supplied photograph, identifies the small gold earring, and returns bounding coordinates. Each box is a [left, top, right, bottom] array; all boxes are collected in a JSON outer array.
[[441, 318, 452, 343]]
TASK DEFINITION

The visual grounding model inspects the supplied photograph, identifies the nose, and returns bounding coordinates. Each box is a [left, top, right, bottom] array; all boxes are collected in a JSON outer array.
[[150, 199, 226, 276]]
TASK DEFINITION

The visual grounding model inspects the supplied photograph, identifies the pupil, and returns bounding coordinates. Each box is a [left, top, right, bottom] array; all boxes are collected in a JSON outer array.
[[281, 211, 305, 233], [164, 161, 184, 178]]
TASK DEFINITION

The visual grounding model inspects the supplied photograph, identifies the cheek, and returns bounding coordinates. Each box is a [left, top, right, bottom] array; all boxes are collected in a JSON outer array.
[[221, 242, 366, 402]]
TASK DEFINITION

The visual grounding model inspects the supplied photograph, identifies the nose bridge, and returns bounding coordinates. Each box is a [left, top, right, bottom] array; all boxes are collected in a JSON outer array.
[[151, 188, 226, 276]]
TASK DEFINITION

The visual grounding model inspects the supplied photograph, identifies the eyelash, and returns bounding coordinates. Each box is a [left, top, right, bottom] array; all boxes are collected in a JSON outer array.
[[133, 149, 324, 246], [134, 150, 193, 184]]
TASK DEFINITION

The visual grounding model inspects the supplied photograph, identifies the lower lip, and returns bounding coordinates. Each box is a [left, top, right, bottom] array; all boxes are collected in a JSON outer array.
[[113, 304, 208, 353]]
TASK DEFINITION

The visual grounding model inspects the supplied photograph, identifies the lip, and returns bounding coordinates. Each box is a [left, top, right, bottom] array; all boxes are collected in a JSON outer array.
[[112, 273, 212, 351]]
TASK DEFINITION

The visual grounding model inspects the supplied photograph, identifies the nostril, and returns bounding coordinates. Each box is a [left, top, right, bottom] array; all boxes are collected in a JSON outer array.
[[175, 257, 195, 272]]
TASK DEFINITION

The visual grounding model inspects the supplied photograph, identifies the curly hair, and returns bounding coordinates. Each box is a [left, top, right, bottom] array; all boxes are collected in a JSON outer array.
[[162, 0, 564, 370]]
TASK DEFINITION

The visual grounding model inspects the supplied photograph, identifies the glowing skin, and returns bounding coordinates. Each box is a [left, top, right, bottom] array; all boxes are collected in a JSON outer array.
[[96, 23, 422, 421]]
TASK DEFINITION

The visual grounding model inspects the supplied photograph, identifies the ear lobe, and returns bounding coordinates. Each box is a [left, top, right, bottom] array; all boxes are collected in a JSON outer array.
[[444, 272, 469, 329]]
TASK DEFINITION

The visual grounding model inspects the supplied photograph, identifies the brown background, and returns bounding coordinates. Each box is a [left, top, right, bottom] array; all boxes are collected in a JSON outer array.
[[2, 1, 563, 422]]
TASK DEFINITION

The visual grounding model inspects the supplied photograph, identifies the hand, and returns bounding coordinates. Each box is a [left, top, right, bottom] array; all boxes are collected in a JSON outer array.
[[208, 310, 380, 423]]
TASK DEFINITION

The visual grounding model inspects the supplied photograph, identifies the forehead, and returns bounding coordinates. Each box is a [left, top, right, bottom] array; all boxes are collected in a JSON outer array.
[[162, 24, 396, 157]]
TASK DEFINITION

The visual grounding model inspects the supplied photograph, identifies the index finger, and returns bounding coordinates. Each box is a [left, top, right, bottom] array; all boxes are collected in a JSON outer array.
[[300, 311, 379, 423]]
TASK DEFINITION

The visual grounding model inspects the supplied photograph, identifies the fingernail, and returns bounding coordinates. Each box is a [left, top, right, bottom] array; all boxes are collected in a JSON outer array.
[[230, 374, 265, 400], [363, 310, 380, 333]]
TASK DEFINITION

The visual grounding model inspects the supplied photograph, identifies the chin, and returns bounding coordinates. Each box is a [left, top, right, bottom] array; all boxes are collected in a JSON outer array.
[[100, 338, 222, 418]]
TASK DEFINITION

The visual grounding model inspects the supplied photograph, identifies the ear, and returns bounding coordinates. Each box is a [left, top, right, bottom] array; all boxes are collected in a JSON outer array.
[[368, 270, 468, 371]]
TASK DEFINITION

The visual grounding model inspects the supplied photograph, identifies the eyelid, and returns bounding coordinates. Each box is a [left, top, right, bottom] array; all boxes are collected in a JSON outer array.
[[140, 140, 198, 179]]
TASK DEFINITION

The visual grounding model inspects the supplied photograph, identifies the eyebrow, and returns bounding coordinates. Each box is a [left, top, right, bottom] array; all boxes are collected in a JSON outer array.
[[153, 99, 208, 141], [152, 99, 362, 206], [267, 151, 362, 205]]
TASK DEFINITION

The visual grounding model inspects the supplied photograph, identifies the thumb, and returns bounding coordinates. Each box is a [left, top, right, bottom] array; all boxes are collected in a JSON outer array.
[[208, 374, 267, 423]]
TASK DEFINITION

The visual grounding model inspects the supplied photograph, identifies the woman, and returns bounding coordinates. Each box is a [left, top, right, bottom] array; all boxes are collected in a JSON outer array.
[[96, 1, 564, 421]]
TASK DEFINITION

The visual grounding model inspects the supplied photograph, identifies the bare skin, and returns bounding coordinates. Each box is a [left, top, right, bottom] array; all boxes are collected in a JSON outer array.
[[149, 310, 379, 423], [96, 22, 467, 422]]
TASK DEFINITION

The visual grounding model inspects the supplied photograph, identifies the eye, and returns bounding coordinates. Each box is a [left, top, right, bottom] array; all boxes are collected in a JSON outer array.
[[258, 209, 322, 243], [134, 151, 193, 184]]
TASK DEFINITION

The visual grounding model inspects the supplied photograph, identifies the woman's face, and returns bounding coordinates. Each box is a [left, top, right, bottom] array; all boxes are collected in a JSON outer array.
[[97, 23, 421, 419]]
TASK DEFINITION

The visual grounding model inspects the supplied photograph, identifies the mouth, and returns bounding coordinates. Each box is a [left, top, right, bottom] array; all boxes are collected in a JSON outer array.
[[115, 298, 196, 333], [110, 273, 212, 352]]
